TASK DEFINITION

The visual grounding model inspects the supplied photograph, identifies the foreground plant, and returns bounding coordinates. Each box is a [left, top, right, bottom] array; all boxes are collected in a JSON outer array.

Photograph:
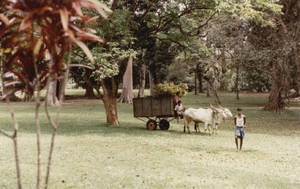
[[0, 0, 110, 188]]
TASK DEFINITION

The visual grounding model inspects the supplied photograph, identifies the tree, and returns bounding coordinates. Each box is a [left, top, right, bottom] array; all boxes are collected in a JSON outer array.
[[241, 1, 299, 112], [73, 0, 218, 125], [0, 0, 109, 188], [214, 0, 300, 112]]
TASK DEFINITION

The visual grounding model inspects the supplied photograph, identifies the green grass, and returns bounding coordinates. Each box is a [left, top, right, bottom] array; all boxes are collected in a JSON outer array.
[[0, 91, 300, 189]]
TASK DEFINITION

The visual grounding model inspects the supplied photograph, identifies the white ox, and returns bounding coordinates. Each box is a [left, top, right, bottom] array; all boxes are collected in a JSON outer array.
[[183, 107, 228, 135], [194, 104, 233, 134]]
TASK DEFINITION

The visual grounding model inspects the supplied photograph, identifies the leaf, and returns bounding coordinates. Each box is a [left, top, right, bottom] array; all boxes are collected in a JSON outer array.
[[0, 14, 10, 25], [77, 32, 104, 42], [3, 71, 16, 78], [86, 0, 112, 13], [84, 27, 97, 34], [59, 7, 69, 31], [69, 64, 94, 70], [0, 48, 13, 55], [72, 2, 83, 17], [39, 6, 53, 14], [74, 39, 95, 63], [34, 38, 43, 56], [93, 4, 108, 19], [81, 16, 99, 24], [19, 15, 33, 30], [81, 0, 111, 19], [4, 80, 23, 87]]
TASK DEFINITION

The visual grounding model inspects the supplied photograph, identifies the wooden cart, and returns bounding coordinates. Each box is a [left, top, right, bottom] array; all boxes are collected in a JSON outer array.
[[133, 96, 176, 130]]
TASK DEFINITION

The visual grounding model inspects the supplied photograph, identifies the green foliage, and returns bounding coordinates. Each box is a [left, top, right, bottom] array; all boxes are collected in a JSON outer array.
[[71, 7, 136, 82], [153, 82, 188, 98], [217, 0, 282, 27]]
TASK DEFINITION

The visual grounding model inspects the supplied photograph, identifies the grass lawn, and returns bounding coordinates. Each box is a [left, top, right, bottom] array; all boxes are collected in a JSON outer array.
[[0, 91, 300, 189]]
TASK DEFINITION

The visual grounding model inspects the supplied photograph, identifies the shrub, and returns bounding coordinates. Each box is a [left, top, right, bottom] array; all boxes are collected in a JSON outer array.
[[153, 82, 188, 98]]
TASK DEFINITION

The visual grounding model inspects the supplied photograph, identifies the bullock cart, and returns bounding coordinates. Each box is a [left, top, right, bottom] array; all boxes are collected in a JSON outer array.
[[133, 96, 177, 130]]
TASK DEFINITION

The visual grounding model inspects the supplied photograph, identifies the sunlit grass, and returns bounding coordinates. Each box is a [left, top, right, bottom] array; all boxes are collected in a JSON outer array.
[[0, 91, 300, 188]]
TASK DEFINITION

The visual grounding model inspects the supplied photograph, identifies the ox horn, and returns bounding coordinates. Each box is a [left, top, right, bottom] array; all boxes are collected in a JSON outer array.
[[210, 103, 217, 111], [217, 103, 225, 110]]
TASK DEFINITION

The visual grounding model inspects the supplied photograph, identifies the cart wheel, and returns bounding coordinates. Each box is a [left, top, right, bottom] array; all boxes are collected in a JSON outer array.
[[159, 119, 170, 130], [146, 119, 157, 130]]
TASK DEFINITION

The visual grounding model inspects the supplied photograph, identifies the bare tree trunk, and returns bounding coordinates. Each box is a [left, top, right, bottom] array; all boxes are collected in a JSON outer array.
[[194, 72, 198, 95], [206, 88, 210, 97], [45, 78, 60, 106], [198, 72, 203, 93], [0, 99, 22, 189], [203, 76, 221, 104], [84, 85, 96, 99], [95, 87, 103, 99], [118, 56, 133, 103], [278, 14, 300, 96], [235, 64, 240, 100], [264, 80, 284, 113], [101, 78, 119, 125], [83, 69, 96, 99], [264, 61, 285, 113], [149, 71, 154, 96], [58, 72, 66, 101], [138, 63, 146, 98], [138, 49, 146, 98]]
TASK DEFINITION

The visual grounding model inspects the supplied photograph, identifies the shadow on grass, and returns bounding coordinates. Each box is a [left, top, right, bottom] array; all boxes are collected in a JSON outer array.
[[29, 119, 210, 138]]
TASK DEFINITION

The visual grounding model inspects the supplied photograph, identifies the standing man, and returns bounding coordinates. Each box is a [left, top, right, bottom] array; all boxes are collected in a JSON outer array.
[[234, 108, 246, 151]]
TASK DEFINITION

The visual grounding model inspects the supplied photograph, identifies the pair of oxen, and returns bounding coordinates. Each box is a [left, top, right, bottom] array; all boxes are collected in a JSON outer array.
[[183, 104, 233, 135]]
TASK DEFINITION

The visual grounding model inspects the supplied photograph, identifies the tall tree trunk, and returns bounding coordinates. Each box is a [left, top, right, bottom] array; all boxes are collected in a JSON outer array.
[[138, 49, 146, 98], [203, 76, 221, 104], [278, 14, 300, 96], [264, 62, 284, 113], [46, 79, 60, 106], [197, 72, 203, 93], [118, 56, 133, 103], [235, 64, 240, 100], [101, 77, 119, 125], [194, 72, 198, 95], [264, 79, 284, 113], [137, 64, 146, 98], [149, 71, 154, 96], [219, 48, 227, 91], [95, 87, 103, 99], [57, 72, 66, 101], [84, 84, 96, 99], [23, 86, 32, 102], [84, 69, 96, 99]]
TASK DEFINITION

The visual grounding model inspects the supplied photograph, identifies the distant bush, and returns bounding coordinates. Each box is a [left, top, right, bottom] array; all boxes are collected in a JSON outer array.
[[153, 82, 188, 98]]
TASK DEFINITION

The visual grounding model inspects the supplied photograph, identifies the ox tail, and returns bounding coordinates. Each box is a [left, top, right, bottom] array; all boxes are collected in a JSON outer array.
[[183, 114, 186, 133]]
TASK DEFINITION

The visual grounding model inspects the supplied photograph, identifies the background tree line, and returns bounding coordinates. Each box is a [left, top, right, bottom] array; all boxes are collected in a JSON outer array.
[[1, 0, 299, 125]]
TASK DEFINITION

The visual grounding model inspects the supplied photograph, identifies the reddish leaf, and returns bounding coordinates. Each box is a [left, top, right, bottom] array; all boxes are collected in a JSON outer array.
[[19, 14, 33, 30], [0, 14, 10, 25], [77, 32, 104, 42], [59, 7, 69, 31], [72, 1, 83, 17]]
